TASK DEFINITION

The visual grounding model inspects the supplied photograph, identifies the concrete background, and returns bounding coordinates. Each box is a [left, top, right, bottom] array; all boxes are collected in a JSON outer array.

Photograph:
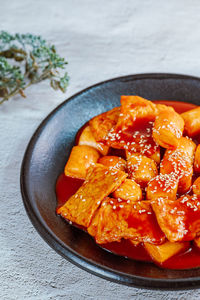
[[1, 1, 200, 299]]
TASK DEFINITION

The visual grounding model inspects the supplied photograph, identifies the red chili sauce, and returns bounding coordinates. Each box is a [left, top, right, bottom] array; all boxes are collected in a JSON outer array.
[[56, 100, 200, 270]]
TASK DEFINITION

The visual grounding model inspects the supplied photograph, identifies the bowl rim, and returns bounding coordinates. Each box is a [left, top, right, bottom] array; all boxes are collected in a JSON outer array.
[[20, 73, 200, 290]]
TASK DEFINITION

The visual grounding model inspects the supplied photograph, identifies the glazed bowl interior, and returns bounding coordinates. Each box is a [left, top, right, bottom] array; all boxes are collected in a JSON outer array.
[[21, 73, 200, 289]]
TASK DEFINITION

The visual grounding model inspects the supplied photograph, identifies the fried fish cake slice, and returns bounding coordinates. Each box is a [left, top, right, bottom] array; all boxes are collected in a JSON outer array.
[[113, 95, 173, 134], [98, 156, 126, 172], [105, 96, 160, 159], [151, 195, 200, 242], [106, 119, 161, 164], [144, 241, 190, 263], [152, 108, 184, 149], [78, 125, 109, 155], [58, 164, 127, 227], [181, 106, 200, 137], [89, 107, 120, 142], [106, 126, 160, 163], [115, 95, 157, 131], [146, 174, 179, 201], [160, 137, 196, 194], [112, 179, 142, 202], [88, 198, 165, 244]]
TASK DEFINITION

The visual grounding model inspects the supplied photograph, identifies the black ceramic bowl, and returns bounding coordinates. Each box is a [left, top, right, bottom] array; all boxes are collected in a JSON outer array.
[[21, 73, 200, 289]]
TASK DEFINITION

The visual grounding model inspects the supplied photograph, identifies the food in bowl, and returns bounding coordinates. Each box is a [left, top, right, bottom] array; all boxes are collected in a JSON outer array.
[[56, 95, 200, 269]]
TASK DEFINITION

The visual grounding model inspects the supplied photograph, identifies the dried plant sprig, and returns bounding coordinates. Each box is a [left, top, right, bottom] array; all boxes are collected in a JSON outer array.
[[0, 31, 69, 104]]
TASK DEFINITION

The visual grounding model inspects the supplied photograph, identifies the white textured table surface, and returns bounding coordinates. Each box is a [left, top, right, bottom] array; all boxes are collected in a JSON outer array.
[[1, 1, 200, 299]]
